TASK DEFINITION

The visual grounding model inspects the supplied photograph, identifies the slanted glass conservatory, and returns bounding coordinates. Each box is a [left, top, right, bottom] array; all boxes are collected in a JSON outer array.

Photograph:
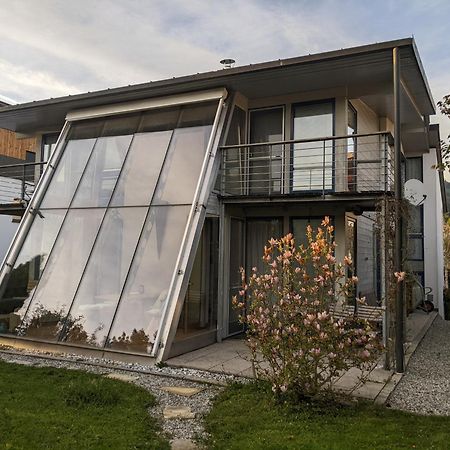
[[0, 89, 228, 360]]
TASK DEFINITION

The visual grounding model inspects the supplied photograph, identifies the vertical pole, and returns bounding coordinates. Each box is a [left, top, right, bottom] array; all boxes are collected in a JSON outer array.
[[322, 140, 326, 197], [393, 47, 405, 373], [21, 164, 26, 202]]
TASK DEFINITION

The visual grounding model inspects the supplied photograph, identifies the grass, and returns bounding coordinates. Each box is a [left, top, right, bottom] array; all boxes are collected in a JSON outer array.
[[0, 359, 170, 450], [205, 382, 450, 450]]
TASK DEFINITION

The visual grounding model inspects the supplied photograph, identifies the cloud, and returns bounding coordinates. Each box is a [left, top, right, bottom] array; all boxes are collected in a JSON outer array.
[[0, 0, 448, 140]]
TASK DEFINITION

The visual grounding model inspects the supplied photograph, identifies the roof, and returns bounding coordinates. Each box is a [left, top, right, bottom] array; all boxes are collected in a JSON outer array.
[[0, 37, 436, 133]]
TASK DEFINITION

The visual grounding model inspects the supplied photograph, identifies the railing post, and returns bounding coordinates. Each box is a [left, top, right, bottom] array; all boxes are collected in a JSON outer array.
[[322, 140, 326, 197], [221, 148, 225, 196], [21, 164, 26, 202], [268, 144, 272, 196]]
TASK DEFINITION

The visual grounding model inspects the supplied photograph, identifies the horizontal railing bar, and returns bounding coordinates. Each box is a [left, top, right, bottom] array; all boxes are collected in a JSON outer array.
[[221, 131, 392, 149], [0, 161, 48, 169]]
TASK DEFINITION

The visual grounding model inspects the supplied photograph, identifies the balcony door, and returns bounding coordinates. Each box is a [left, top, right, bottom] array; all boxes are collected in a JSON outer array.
[[292, 101, 334, 192], [248, 107, 284, 195]]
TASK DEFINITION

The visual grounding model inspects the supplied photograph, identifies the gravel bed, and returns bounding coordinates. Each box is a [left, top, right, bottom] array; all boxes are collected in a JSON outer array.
[[388, 316, 450, 416], [0, 346, 241, 443]]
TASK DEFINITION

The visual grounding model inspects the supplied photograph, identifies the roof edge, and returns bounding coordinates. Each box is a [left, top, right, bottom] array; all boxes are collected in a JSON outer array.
[[0, 38, 417, 114]]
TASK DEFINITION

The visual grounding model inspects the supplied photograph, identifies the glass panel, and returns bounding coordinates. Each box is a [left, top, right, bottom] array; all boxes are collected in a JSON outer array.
[[0, 210, 65, 335], [347, 103, 357, 191], [292, 102, 334, 191], [139, 108, 180, 133], [246, 219, 283, 274], [222, 106, 246, 195], [40, 139, 96, 208], [152, 126, 212, 205], [61, 207, 147, 347], [176, 218, 218, 340], [72, 135, 132, 207], [408, 237, 424, 260], [292, 218, 323, 276], [228, 218, 245, 335], [19, 208, 104, 340], [68, 120, 104, 140], [178, 102, 217, 128], [102, 114, 141, 137], [249, 108, 283, 195], [292, 218, 322, 248], [409, 205, 423, 234], [406, 157, 423, 182], [111, 132, 172, 206], [106, 205, 190, 353]]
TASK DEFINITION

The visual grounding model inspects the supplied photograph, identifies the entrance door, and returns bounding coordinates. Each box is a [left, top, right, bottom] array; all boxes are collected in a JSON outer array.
[[292, 101, 334, 192], [227, 217, 283, 336], [228, 218, 245, 335]]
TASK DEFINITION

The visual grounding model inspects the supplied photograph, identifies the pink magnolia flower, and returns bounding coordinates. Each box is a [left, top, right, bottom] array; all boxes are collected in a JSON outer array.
[[394, 271, 406, 283]]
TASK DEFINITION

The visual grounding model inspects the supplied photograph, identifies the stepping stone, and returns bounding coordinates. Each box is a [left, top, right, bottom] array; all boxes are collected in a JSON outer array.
[[163, 406, 196, 420], [170, 438, 198, 450], [6, 359, 36, 366], [104, 372, 138, 382], [160, 386, 203, 397]]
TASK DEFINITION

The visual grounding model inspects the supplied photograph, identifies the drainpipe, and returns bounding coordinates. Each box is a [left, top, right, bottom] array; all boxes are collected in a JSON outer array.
[[393, 47, 405, 373]]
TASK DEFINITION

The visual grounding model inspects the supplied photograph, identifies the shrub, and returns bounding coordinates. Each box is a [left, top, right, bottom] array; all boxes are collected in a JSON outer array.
[[234, 217, 382, 398]]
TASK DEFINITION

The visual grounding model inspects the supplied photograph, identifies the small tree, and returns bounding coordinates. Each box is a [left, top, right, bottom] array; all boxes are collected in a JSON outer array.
[[437, 95, 450, 170], [234, 217, 382, 398]]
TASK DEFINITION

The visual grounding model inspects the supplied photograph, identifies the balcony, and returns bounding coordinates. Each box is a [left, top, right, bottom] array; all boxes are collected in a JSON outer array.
[[220, 132, 394, 199], [0, 162, 46, 216]]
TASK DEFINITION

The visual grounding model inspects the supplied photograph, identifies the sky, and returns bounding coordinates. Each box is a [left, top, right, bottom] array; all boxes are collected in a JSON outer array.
[[0, 0, 449, 140]]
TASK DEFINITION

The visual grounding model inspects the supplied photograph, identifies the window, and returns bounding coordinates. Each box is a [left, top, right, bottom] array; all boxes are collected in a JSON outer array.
[[405, 157, 423, 182], [248, 107, 284, 194], [292, 101, 334, 192], [347, 102, 357, 191]]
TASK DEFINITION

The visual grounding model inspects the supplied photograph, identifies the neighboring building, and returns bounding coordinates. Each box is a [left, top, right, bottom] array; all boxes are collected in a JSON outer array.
[[0, 38, 445, 362], [0, 101, 39, 264]]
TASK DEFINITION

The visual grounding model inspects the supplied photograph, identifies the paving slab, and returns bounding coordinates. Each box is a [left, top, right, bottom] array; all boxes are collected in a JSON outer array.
[[104, 372, 139, 382], [161, 386, 203, 397], [352, 380, 385, 400], [163, 406, 196, 420], [170, 438, 198, 449], [6, 359, 37, 366]]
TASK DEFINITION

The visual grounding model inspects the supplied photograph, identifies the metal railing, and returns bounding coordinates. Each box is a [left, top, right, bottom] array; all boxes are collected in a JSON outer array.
[[220, 132, 394, 197], [0, 161, 47, 206]]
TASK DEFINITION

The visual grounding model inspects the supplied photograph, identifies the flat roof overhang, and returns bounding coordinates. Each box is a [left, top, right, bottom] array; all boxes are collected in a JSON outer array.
[[0, 38, 435, 138]]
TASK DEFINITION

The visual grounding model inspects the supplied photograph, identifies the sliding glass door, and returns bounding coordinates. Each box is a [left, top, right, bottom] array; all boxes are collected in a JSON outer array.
[[248, 108, 284, 195], [292, 101, 334, 192]]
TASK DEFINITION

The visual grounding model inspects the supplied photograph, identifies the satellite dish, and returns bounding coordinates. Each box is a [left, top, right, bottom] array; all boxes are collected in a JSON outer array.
[[404, 179, 426, 206]]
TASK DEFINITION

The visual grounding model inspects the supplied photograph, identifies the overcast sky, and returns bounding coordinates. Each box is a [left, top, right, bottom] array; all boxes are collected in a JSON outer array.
[[0, 0, 449, 138]]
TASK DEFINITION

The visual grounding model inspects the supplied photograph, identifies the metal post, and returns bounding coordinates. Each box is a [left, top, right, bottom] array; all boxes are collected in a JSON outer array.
[[393, 47, 404, 373], [322, 140, 326, 197], [21, 164, 26, 202]]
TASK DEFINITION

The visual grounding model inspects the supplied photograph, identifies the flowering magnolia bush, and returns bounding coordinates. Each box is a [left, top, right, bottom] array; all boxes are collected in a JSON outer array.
[[234, 217, 382, 398]]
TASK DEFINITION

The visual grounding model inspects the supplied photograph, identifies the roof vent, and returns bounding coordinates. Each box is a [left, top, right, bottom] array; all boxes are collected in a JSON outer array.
[[220, 58, 235, 69]]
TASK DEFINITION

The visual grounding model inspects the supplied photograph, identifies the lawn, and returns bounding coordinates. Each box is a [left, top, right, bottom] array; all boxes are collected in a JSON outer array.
[[0, 359, 169, 450], [205, 382, 450, 450]]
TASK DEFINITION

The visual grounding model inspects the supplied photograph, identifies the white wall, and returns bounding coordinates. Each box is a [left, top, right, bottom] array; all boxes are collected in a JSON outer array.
[[0, 215, 18, 266], [422, 150, 445, 316]]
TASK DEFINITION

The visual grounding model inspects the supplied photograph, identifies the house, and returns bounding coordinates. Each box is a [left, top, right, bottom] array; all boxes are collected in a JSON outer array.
[[0, 101, 40, 264], [0, 38, 445, 366]]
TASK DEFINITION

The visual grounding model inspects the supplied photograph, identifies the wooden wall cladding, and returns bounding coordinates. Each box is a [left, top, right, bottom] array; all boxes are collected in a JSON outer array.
[[0, 128, 37, 160]]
